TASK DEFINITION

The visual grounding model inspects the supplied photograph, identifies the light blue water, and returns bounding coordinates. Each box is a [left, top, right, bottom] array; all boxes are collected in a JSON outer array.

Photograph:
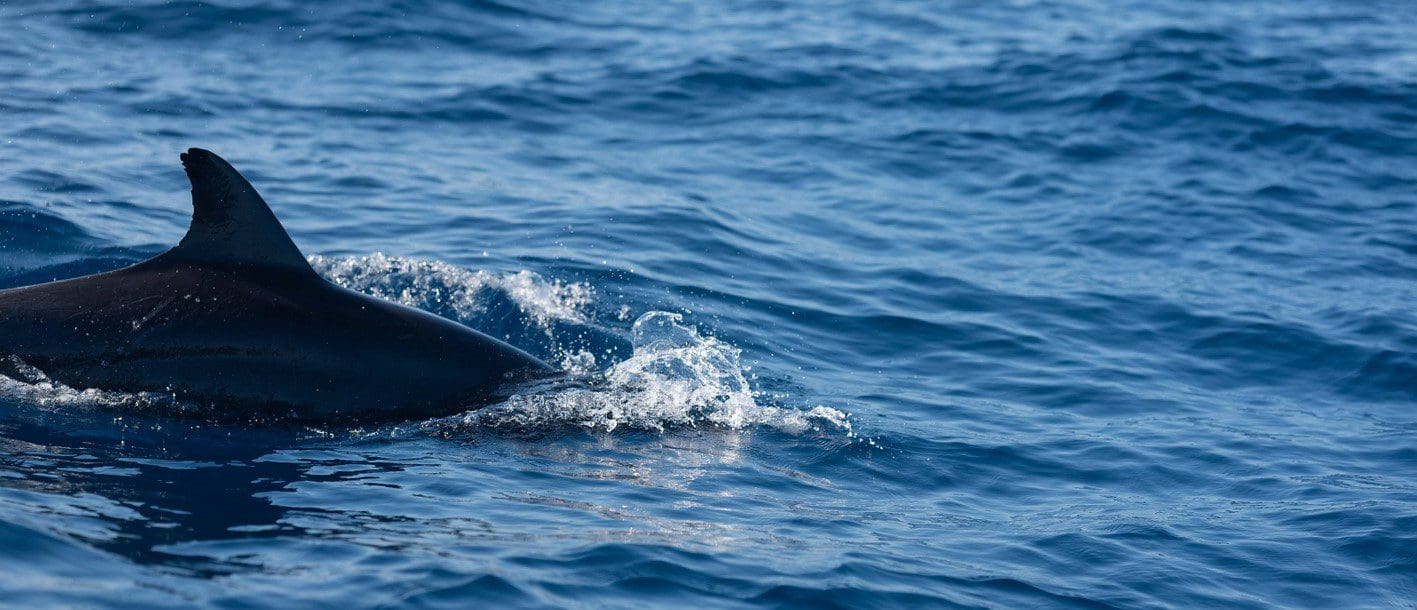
[[1, 1, 1415, 607]]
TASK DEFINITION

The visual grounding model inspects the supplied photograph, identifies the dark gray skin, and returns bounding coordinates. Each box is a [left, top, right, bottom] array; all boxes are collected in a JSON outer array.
[[0, 148, 555, 420]]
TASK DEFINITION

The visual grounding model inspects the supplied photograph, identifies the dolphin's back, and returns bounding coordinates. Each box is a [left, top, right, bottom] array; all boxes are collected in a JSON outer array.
[[0, 149, 553, 420]]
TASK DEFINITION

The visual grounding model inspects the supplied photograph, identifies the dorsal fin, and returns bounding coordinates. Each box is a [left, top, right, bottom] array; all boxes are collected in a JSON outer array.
[[164, 148, 314, 275]]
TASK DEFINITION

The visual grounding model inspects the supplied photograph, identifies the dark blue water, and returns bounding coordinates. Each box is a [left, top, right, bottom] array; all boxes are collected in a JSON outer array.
[[1, 1, 1414, 607]]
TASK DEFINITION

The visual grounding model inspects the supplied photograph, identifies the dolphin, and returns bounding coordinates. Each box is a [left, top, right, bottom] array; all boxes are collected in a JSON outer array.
[[0, 148, 555, 420]]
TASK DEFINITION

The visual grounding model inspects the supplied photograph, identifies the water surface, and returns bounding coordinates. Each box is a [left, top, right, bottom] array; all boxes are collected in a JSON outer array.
[[1, 1, 1414, 607]]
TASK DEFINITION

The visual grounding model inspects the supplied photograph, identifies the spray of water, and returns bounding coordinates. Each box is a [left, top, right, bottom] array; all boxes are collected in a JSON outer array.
[[442, 312, 853, 434]]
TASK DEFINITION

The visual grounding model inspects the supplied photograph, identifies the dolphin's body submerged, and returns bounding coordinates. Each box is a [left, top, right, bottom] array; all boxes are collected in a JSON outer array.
[[0, 148, 554, 420]]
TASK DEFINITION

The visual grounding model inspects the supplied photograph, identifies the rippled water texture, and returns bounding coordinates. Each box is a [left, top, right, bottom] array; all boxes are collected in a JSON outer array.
[[1, 1, 1415, 608]]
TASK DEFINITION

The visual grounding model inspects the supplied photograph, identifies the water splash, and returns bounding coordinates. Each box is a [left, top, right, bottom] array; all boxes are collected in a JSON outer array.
[[430, 312, 854, 435]]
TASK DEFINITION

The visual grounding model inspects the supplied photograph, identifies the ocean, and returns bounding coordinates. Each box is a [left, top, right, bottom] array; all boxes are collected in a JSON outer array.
[[0, 1, 1414, 607]]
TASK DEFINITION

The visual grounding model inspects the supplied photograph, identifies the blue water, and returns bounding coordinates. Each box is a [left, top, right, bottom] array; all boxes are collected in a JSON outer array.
[[1, 0, 1414, 607]]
